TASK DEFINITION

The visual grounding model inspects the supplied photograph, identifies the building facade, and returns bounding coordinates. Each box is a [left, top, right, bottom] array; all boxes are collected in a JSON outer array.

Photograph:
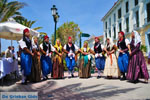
[[102, 0, 150, 55]]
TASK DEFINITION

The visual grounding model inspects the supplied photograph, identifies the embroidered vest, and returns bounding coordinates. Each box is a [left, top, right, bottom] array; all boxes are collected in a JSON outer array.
[[117, 39, 128, 50], [94, 43, 102, 53], [66, 44, 75, 53], [43, 42, 51, 53]]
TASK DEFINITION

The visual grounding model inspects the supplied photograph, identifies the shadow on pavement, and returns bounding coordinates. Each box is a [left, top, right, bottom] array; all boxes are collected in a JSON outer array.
[[0, 75, 21, 86], [36, 83, 139, 100], [0, 81, 140, 100]]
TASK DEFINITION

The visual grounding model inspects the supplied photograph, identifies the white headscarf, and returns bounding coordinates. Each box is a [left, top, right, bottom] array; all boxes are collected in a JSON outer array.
[[133, 30, 141, 46], [32, 36, 38, 49], [106, 37, 114, 50]]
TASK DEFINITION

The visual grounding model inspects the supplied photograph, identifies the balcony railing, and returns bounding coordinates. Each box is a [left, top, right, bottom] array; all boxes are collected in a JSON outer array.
[[144, 18, 147, 24], [133, 24, 137, 30], [125, 28, 129, 33], [125, 29, 127, 33], [104, 29, 107, 33], [144, 17, 150, 25], [113, 35, 116, 39], [133, 23, 139, 30]]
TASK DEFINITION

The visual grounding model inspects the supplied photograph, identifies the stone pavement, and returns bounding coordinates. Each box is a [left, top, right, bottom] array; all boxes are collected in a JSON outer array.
[[0, 65, 150, 100]]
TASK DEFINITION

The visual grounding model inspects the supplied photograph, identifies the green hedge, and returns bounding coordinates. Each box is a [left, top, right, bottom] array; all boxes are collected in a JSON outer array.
[[140, 45, 147, 53]]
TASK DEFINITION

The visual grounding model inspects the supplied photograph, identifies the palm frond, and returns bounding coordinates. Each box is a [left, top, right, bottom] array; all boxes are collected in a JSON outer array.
[[0, 0, 25, 22], [33, 27, 43, 30]]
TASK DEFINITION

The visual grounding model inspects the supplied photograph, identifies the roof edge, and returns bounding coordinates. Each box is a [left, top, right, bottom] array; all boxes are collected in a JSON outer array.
[[101, 0, 122, 21]]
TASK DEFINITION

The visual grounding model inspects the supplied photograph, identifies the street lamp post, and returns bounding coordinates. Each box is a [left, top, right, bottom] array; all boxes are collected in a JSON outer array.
[[51, 5, 59, 45]]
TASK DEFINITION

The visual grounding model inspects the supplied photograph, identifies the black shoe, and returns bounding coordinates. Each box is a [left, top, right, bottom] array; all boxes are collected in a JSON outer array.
[[68, 76, 71, 79], [24, 79, 28, 84], [106, 76, 112, 79], [120, 77, 126, 81], [71, 74, 74, 78], [97, 76, 101, 79], [133, 80, 139, 84], [21, 82, 27, 85], [42, 78, 47, 81], [46, 76, 49, 79]]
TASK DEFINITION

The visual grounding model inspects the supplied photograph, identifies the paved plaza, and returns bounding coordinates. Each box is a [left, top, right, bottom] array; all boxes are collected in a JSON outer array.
[[0, 65, 150, 100]]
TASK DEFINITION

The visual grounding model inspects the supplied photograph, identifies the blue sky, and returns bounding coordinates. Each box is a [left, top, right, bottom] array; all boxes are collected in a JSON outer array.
[[1, 0, 117, 51]]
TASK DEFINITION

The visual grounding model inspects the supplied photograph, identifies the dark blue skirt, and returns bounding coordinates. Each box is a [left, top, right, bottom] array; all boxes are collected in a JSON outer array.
[[41, 55, 52, 76], [118, 52, 129, 73], [21, 52, 32, 76], [95, 56, 105, 70]]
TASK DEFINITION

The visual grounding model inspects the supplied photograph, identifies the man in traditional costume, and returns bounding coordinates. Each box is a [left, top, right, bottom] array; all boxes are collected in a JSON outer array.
[[40, 35, 60, 80], [63, 37, 80, 78], [93, 37, 105, 79], [117, 31, 130, 80], [19, 28, 33, 85]]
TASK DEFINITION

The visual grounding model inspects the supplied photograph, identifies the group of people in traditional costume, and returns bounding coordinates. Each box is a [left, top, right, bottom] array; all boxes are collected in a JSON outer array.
[[18, 28, 149, 85], [104, 31, 149, 83]]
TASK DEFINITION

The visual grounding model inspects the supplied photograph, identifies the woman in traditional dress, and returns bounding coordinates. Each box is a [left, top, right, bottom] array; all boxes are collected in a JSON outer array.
[[40, 35, 60, 80], [93, 37, 105, 79], [52, 39, 64, 79], [79, 41, 93, 78], [103, 38, 121, 79], [117, 31, 130, 80], [29, 36, 41, 82], [19, 28, 34, 85], [126, 31, 149, 83]]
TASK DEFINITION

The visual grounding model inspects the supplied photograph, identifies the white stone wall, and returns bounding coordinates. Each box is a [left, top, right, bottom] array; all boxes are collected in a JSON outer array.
[[102, 0, 150, 43]]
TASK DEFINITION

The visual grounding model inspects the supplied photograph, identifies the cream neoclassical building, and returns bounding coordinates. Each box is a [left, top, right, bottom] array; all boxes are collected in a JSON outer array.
[[102, 0, 150, 55]]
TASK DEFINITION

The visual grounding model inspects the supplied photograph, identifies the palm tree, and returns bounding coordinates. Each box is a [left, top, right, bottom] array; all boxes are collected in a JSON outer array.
[[38, 32, 47, 44], [0, 0, 25, 55], [14, 16, 42, 30], [0, 0, 25, 22]]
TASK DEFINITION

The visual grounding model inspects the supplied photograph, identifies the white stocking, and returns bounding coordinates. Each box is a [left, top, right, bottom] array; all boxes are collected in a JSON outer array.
[[68, 71, 71, 76], [98, 70, 101, 76], [21, 70, 26, 83]]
